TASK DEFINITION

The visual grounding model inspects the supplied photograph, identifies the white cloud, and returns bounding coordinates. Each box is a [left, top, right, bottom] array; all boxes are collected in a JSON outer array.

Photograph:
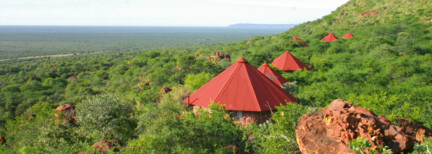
[[213, 0, 348, 9], [0, 0, 349, 26]]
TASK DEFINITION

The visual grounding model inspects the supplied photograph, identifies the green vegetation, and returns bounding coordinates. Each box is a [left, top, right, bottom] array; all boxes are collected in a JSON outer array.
[[349, 137, 392, 154], [1, 0, 432, 153]]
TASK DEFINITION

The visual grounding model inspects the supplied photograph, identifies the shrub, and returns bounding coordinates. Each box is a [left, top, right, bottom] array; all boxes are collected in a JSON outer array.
[[184, 72, 212, 91], [76, 94, 137, 142]]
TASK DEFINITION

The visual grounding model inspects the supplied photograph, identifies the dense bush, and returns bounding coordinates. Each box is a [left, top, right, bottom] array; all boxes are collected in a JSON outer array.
[[251, 103, 314, 153], [76, 94, 137, 142], [127, 103, 244, 153]]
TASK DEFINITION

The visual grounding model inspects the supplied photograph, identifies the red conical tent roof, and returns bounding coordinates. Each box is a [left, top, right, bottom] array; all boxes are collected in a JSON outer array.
[[271, 51, 311, 71], [293, 36, 301, 41], [258, 63, 289, 86], [322, 33, 338, 42], [183, 57, 297, 111], [342, 32, 354, 39]]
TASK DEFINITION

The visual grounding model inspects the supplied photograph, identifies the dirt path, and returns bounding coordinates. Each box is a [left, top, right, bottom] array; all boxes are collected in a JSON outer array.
[[0, 52, 102, 62]]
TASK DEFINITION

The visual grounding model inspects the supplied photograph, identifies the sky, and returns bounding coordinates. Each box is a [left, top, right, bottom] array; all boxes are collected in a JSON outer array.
[[0, 0, 350, 26]]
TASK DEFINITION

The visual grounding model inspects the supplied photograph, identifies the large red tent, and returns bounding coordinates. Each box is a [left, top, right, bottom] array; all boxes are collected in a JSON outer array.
[[258, 63, 289, 86], [183, 57, 297, 111], [271, 51, 311, 71], [342, 32, 354, 39], [322, 33, 338, 42], [293, 36, 302, 41]]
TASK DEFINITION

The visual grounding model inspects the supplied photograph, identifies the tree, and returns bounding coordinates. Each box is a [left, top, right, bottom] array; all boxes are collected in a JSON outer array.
[[184, 72, 212, 91], [76, 94, 137, 142]]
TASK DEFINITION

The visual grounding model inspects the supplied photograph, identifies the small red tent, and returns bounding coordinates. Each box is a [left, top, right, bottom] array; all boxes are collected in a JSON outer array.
[[342, 32, 354, 39], [293, 36, 301, 41], [271, 51, 311, 71], [258, 63, 289, 86], [322, 33, 338, 42], [183, 57, 297, 111]]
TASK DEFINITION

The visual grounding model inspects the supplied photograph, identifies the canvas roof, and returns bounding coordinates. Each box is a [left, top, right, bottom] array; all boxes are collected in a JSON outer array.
[[183, 57, 297, 111], [342, 32, 354, 39], [258, 63, 289, 86], [271, 51, 311, 71], [322, 33, 338, 42]]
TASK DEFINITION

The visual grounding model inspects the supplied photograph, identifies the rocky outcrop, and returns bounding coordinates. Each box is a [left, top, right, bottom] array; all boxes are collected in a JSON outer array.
[[28, 114, 36, 120], [91, 139, 121, 152], [224, 145, 241, 153], [215, 52, 231, 61], [55, 104, 76, 125], [296, 99, 431, 154], [0, 136, 6, 145], [396, 117, 432, 142], [160, 87, 172, 94]]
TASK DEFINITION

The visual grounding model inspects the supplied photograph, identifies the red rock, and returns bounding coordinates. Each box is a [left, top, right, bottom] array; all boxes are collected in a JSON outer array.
[[55, 104, 76, 126], [224, 145, 241, 153], [0, 136, 6, 145], [396, 118, 432, 142], [91, 139, 118, 152], [160, 87, 172, 94], [213, 52, 231, 61], [221, 53, 231, 61], [28, 114, 36, 120], [295, 99, 429, 153]]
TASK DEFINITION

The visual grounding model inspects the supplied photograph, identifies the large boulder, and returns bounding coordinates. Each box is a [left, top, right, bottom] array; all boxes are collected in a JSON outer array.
[[296, 99, 431, 154]]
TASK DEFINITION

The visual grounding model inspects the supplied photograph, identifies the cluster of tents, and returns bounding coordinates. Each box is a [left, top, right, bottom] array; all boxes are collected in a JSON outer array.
[[294, 32, 354, 43], [182, 50, 311, 123], [182, 32, 355, 123]]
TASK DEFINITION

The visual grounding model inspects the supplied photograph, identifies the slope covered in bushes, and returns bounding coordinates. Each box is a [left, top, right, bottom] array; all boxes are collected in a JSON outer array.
[[1, 0, 431, 152]]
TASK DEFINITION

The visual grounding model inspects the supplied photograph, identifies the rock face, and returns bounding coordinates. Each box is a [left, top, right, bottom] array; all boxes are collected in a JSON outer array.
[[160, 87, 172, 94], [55, 104, 76, 125], [0, 136, 6, 145], [396, 117, 432, 142], [92, 139, 113, 152], [91, 139, 122, 152], [215, 51, 231, 61], [296, 99, 431, 154]]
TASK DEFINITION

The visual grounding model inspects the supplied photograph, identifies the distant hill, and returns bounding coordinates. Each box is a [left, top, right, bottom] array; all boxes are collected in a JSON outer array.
[[227, 23, 297, 29]]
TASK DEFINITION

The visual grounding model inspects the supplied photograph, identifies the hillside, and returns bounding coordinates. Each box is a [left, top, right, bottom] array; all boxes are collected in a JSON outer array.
[[1, 0, 432, 153]]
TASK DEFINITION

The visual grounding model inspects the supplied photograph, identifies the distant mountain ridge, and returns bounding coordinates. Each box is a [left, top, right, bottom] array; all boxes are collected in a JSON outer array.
[[228, 23, 297, 29]]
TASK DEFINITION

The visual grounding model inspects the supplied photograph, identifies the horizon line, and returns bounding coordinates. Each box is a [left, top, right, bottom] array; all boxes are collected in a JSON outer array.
[[0, 23, 298, 27]]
